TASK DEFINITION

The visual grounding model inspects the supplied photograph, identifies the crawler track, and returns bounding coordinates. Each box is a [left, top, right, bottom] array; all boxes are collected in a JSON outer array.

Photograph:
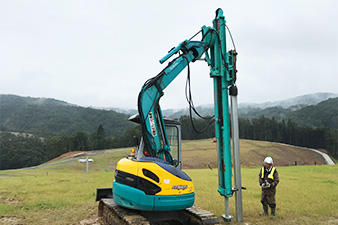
[[98, 198, 220, 225]]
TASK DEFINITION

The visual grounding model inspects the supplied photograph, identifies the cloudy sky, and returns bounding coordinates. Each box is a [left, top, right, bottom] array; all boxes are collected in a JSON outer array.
[[1, 0, 337, 109]]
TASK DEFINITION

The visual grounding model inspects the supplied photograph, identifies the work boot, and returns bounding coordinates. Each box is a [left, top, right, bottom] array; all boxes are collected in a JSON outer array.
[[270, 207, 276, 219], [259, 204, 268, 216]]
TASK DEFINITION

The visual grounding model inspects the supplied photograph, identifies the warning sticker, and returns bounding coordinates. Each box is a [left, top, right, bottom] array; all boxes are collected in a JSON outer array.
[[148, 112, 157, 137]]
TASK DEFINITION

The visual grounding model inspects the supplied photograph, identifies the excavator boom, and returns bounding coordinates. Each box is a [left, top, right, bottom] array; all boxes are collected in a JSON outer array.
[[137, 40, 211, 162]]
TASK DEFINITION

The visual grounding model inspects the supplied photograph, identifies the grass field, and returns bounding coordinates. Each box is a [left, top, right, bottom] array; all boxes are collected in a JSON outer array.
[[0, 141, 337, 225], [190, 166, 338, 224]]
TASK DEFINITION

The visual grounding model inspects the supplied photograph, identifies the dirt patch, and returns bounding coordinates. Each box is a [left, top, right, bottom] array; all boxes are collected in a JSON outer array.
[[328, 218, 338, 224], [45, 151, 86, 164], [0, 216, 24, 225], [79, 214, 99, 225], [0, 197, 20, 205]]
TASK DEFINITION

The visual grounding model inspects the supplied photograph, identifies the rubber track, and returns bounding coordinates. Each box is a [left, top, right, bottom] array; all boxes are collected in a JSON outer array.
[[98, 198, 220, 225]]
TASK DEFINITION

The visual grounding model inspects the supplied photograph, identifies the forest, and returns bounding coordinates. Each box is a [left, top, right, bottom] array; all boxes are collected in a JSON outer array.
[[1, 116, 337, 170]]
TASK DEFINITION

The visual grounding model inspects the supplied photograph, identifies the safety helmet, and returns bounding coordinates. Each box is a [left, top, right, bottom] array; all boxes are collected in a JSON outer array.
[[264, 156, 273, 164]]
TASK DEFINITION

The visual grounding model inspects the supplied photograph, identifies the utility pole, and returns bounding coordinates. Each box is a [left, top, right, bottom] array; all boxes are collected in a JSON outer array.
[[86, 156, 89, 174]]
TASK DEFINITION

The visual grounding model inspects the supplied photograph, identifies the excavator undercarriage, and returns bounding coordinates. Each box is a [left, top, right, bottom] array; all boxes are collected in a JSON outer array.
[[98, 198, 220, 225]]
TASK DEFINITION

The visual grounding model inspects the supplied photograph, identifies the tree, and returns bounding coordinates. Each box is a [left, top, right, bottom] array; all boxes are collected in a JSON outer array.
[[116, 125, 142, 147], [46, 132, 72, 159], [72, 131, 89, 151], [179, 115, 215, 140], [91, 124, 106, 150]]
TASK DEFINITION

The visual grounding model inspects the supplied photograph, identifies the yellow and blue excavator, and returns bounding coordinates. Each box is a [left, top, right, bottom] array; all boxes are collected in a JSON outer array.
[[96, 8, 243, 224]]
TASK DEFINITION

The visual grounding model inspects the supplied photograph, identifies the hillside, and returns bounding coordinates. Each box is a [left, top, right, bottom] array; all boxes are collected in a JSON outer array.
[[35, 139, 329, 171], [163, 97, 338, 132], [160, 93, 338, 130], [1, 93, 336, 137], [239, 97, 338, 126], [183, 139, 328, 168], [1, 94, 337, 167], [162, 92, 338, 120], [0, 94, 135, 137]]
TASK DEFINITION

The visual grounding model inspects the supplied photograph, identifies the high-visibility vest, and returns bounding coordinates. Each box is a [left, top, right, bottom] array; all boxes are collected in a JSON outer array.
[[261, 167, 276, 180]]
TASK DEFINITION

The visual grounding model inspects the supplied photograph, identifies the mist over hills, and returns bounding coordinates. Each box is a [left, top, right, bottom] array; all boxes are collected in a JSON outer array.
[[0, 94, 134, 137], [161, 92, 338, 121], [287, 98, 338, 129], [102, 93, 338, 118], [238, 92, 338, 109], [0, 92, 337, 137]]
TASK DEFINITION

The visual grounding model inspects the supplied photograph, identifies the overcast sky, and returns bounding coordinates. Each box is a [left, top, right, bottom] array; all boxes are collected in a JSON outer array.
[[1, 0, 337, 110]]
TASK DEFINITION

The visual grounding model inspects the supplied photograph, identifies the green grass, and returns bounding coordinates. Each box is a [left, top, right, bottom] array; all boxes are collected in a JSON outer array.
[[0, 169, 111, 224], [0, 143, 337, 224], [189, 165, 338, 224], [0, 148, 130, 225]]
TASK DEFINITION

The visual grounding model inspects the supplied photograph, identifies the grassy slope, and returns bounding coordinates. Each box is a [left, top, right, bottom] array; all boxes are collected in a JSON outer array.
[[182, 139, 327, 169], [0, 141, 337, 225]]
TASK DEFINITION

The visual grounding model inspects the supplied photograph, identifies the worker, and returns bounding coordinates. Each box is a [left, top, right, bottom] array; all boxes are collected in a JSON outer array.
[[259, 156, 279, 219]]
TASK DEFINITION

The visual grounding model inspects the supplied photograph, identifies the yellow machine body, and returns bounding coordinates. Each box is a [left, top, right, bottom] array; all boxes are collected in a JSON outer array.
[[113, 157, 195, 211]]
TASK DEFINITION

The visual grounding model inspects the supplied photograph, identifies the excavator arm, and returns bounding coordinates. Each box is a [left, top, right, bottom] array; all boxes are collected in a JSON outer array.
[[138, 9, 237, 199], [138, 39, 213, 163]]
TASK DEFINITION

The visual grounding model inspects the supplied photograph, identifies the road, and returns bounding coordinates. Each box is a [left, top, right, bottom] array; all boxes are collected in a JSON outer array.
[[278, 143, 335, 165]]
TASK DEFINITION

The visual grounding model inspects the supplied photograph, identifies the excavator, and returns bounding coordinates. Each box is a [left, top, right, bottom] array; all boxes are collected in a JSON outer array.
[[96, 8, 243, 224]]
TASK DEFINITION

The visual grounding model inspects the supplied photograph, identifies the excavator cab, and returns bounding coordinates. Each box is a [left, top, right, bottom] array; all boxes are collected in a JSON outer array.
[[161, 118, 182, 169], [96, 115, 195, 211], [128, 114, 182, 169]]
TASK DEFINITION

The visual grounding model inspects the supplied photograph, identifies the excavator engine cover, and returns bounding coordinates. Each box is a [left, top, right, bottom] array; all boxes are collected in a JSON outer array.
[[113, 157, 195, 211]]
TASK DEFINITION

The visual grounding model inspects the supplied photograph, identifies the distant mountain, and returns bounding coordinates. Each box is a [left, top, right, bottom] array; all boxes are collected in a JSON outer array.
[[237, 97, 338, 129], [238, 106, 290, 121], [103, 107, 137, 116], [0, 94, 135, 137], [288, 98, 338, 129], [1, 93, 336, 137], [162, 105, 214, 119], [0, 95, 70, 124], [239, 92, 338, 109], [161, 92, 338, 121]]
